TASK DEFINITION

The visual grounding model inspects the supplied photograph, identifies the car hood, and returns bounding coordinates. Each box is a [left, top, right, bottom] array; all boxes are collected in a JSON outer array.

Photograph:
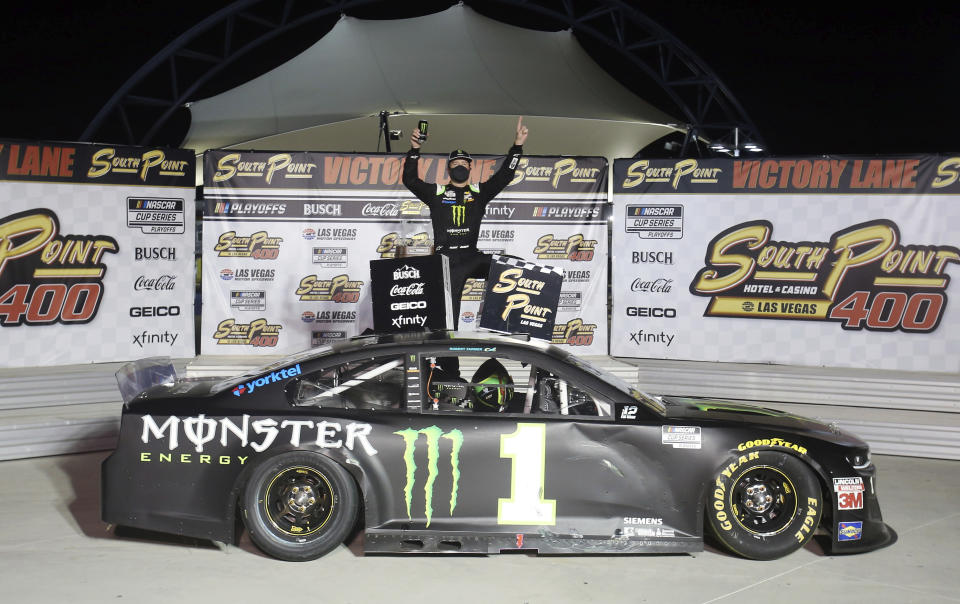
[[660, 396, 865, 446]]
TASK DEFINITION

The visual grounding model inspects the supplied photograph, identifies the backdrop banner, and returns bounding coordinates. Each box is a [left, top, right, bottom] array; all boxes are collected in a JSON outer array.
[[611, 155, 960, 372], [201, 151, 608, 355], [0, 140, 196, 367]]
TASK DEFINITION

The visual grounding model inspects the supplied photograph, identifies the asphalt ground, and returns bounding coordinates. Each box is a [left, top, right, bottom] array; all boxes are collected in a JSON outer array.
[[0, 452, 956, 603]]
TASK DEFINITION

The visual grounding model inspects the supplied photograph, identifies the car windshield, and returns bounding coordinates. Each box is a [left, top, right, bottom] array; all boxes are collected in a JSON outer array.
[[565, 355, 665, 414], [211, 345, 334, 394]]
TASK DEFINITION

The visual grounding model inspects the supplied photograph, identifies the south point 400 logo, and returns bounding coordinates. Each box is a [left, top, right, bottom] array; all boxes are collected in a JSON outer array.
[[213, 318, 282, 347], [690, 219, 959, 332], [295, 274, 364, 302], [533, 234, 596, 261], [0, 209, 118, 326], [214, 231, 283, 259], [551, 319, 597, 346]]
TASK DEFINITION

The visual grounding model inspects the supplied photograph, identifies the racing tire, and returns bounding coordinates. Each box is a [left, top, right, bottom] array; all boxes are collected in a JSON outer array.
[[707, 450, 822, 560], [242, 451, 359, 561]]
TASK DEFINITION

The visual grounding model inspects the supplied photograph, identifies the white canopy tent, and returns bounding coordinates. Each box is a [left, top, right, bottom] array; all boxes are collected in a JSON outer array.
[[183, 4, 681, 162]]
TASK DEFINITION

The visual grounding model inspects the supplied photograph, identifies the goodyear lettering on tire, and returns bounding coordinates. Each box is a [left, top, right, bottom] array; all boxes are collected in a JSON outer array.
[[712, 451, 760, 532]]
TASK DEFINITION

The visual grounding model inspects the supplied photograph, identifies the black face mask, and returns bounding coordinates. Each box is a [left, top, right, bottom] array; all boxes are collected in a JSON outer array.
[[449, 165, 470, 183]]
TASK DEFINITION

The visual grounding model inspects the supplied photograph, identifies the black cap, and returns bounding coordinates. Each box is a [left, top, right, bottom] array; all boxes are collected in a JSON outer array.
[[448, 149, 472, 163]]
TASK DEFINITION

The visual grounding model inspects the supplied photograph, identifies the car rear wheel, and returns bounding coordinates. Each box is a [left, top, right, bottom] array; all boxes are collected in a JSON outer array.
[[242, 451, 358, 561], [707, 450, 822, 560]]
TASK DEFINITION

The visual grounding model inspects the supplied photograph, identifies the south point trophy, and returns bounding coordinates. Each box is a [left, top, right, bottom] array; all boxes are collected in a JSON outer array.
[[394, 217, 433, 257]]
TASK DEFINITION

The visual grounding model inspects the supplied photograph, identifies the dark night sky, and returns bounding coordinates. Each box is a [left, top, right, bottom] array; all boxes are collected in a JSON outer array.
[[1, 1, 957, 156]]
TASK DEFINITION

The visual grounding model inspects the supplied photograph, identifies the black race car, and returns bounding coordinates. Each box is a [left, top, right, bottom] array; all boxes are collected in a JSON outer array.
[[102, 331, 895, 561]]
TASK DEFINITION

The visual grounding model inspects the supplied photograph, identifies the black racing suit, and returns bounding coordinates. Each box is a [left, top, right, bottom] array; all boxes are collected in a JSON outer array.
[[402, 144, 523, 328]]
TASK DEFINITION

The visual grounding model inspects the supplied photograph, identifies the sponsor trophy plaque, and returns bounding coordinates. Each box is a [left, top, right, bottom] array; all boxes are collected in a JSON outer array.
[[370, 255, 452, 332], [480, 255, 563, 341]]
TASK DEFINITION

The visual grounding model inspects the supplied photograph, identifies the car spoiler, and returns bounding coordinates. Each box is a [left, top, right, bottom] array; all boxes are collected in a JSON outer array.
[[116, 357, 177, 404]]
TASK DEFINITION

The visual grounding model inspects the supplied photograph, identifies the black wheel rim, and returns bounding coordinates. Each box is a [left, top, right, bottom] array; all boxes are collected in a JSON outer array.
[[730, 465, 798, 536], [263, 466, 335, 539]]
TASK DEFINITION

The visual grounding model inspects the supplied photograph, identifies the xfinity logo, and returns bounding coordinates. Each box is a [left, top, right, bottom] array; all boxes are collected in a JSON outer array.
[[133, 330, 180, 347], [392, 314, 427, 328], [130, 306, 181, 317], [135, 247, 176, 261], [629, 330, 674, 347], [391, 300, 427, 311], [631, 251, 673, 265], [630, 278, 672, 293], [626, 307, 676, 318], [390, 283, 425, 297]]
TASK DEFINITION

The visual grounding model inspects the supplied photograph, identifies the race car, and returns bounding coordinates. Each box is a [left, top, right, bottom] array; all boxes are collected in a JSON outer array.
[[102, 330, 896, 561]]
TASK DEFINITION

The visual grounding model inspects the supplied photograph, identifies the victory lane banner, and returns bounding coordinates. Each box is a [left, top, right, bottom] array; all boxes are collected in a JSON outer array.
[[610, 155, 960, 372], [0, 140, 196, 367], [201, 150, 608, 355]]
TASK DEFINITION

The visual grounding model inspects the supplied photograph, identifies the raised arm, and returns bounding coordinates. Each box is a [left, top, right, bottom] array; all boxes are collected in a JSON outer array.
[[402, 128, 436, 202], [480, 117, 528, 198]]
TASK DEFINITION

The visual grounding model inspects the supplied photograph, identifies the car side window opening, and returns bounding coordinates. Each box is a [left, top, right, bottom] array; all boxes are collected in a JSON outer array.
[[422, 354, 610, 418], [293, 355, 405, 410]]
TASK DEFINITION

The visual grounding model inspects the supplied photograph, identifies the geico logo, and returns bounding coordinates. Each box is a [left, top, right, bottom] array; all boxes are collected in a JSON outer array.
[[391, 300, 427, 311], [626, 307, 676, 317], [130, 306, 181, 317]]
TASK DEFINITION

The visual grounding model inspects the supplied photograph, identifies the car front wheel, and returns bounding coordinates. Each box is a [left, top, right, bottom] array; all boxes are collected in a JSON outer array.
[[707, 450, 822, 560], [242, 451, 359, 561]]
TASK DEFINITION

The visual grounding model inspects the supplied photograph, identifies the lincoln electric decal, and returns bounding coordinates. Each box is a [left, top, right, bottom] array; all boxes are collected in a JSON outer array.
[[690, 219, 959, 332]]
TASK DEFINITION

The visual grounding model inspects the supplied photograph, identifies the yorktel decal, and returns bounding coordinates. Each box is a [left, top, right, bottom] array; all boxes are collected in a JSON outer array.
[[394, 426, 463, 527], [140, 414, 378, 455], [233, 364, 302, 396]]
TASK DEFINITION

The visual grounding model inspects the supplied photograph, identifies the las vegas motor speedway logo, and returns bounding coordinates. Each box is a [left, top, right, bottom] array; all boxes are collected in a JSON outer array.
[[690, 219, 959, 332]]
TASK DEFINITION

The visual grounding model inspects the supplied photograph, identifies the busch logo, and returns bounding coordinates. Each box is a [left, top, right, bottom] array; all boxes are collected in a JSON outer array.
[[393, 265, 422, 280], [135, 247, 176, 261], [390, 282, 425, 297], [394, 426, 463, 527]]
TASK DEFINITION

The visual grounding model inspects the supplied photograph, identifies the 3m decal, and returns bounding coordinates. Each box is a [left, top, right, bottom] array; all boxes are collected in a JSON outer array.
[[394, 426, 463, 527], [834, 477, 865, 510]]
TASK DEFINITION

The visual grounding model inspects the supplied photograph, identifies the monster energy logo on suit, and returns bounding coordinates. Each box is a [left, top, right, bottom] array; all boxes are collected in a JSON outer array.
[[451, 204, 465, 227], [394, 426, 463, 527]]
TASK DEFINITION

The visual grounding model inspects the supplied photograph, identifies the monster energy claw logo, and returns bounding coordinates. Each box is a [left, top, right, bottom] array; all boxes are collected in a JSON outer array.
[[394, 426, 463, 527], [451, 205, 465, 227]]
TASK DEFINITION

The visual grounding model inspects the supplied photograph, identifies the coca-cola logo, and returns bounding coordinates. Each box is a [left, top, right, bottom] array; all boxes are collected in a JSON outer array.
[[390, 282, 425, 297], [630, 277, 672, 293], [135, 274, 177, 291], [362, 202, 400, 217]]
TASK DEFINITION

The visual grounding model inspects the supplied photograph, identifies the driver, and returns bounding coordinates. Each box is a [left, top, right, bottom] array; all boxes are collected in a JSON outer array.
[[402, 117, 528, 332]]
